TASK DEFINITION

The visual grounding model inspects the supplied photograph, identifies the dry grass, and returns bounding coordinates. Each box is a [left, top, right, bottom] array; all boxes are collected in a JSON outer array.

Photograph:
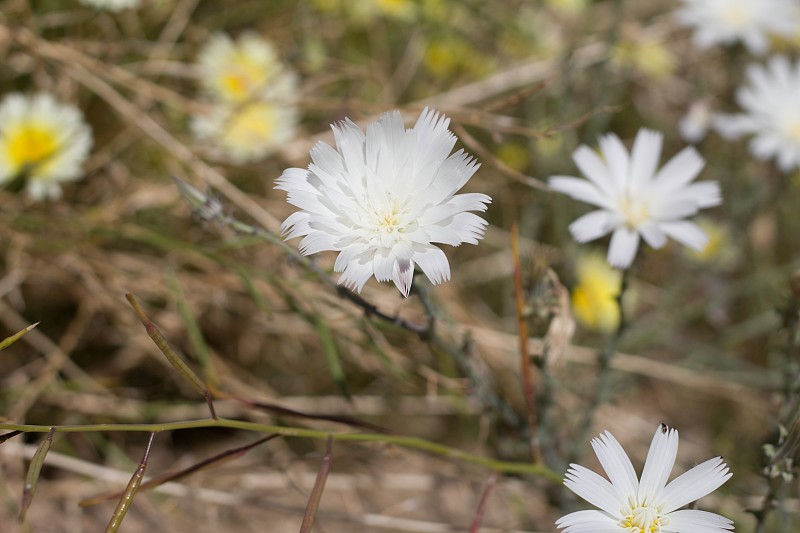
[[1, 0, 799, 531]]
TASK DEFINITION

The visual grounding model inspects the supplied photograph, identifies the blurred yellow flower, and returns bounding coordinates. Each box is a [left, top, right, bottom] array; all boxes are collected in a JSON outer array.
[[198, 32, 284, 104], [612, 37, 676, 80], [571, 253, 621, 333], [424, 37, 491, 78], [497, 143, 529, 172], [685, 218, 732, 264], [0, 93, 92, 200]]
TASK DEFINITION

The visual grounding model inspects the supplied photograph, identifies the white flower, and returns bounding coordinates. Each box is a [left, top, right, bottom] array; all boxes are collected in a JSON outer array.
[[191, 97, 297, 164], [675, 0, 798, 55], [548, 129, 722, 269], [276, 108, 490, 297], [79, 0, 140, 11], [192, 32, 298, 163], [714, 56, 800, 172], [679, 100, 713, 144], [197, 32, 287, 104], [557, 424, 733, 533], [0, 93, 92, 201]]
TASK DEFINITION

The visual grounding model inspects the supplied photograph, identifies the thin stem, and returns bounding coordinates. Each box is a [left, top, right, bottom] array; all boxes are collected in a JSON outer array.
[[0, 419, 561, 480], [569, 267, 629, 462]]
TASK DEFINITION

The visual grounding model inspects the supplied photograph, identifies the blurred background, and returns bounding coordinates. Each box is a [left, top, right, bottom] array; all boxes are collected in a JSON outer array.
[[1, 0, 799, 531]]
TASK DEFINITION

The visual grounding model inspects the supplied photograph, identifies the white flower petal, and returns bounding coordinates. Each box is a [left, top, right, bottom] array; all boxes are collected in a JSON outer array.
[[591, 431, 639, 500], [651, 146, 705, 195], [665, 510, 734, 533], [662, 457, 732, 513], [338, 253, 375, 293], [598, 133, 630, 189], [628, 129, 663, 194], [638, 425, 679, 504], [638, 221, 668, 249], [660, 220, 709, 250], [392, 259, 414, 297], [607, 228, 640, 269], [555, 510, 619, 533], [571, 145, 617, 196], [412, 245, 451, 286], [568, 210, 616, 243], [564, 464, 624, 516], [549, 177, 613, 209]]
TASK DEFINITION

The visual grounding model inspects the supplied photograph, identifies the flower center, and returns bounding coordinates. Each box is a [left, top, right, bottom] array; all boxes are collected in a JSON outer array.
[[6, 122, 61, 173], [619, 501, 667, 533], [786, 120, 800, 142], [224, 102, 278, 147], [619, 195, 650, 229], [721, 6, 748, 28]]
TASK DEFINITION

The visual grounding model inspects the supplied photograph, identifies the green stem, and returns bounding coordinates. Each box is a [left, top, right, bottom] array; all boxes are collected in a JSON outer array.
[[0, 419, 561, 480]]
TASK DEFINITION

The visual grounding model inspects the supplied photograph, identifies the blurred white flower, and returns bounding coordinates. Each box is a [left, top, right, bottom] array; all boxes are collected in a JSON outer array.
[[556, 424, 733, 533], [197, 32, 287, 104], [675, 0, 798, 55], [276, 108, 490, 296], [549, 129, 721, 269], [0, 93, 92, 201], [679, 99, 713, 143], [193, 32, 298, 163], [80, 0, 140, 10], [714, 56, 800, 172], [191, 96, 297, 164]]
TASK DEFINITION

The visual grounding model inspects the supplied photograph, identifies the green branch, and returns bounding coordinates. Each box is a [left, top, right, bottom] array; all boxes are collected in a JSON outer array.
[[0, 419, 561, 481]]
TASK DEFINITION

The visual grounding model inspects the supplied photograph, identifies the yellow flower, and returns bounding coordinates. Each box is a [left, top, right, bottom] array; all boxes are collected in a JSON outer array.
[[685, 218, 732, 265], [571, 253, 621, 333], [0, 93, 92, 200], [612, 36, 676, 80]]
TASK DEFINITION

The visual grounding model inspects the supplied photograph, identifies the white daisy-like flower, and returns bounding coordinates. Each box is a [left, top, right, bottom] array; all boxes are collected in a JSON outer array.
[[191, 91, 297, 164], [675, 0, 798, 55], [276, 108, 490, 297], [0, 93, 92, 201], [714, 56, 800, 172], [197, 32, 287, 104], [79, 0, 140, 11], [548, 129, 722, 269], [557, 424, 733, 533]]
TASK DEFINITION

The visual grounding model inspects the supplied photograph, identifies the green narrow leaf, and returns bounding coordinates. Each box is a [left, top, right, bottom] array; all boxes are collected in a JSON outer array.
[[299, 435, 333, 533], [19, 427, 55, 522], [312, 316, 348, 398], [126, 293, 217, 419], [0, 323, 39, 351], [105, 433, 156, 533], [234, 265, 272, 315], [166, 268, 218, 388]]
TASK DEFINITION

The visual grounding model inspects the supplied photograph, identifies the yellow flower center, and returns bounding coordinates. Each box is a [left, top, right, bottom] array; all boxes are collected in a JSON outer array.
[[619, 501, 667, 533], [721, 6, 747, 28], [219, 55, 270, 102], [5, 122, 61, 173], [619, 195, 650, 229], [223, 102, 277, 147], [787, 121, 800, 141]]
